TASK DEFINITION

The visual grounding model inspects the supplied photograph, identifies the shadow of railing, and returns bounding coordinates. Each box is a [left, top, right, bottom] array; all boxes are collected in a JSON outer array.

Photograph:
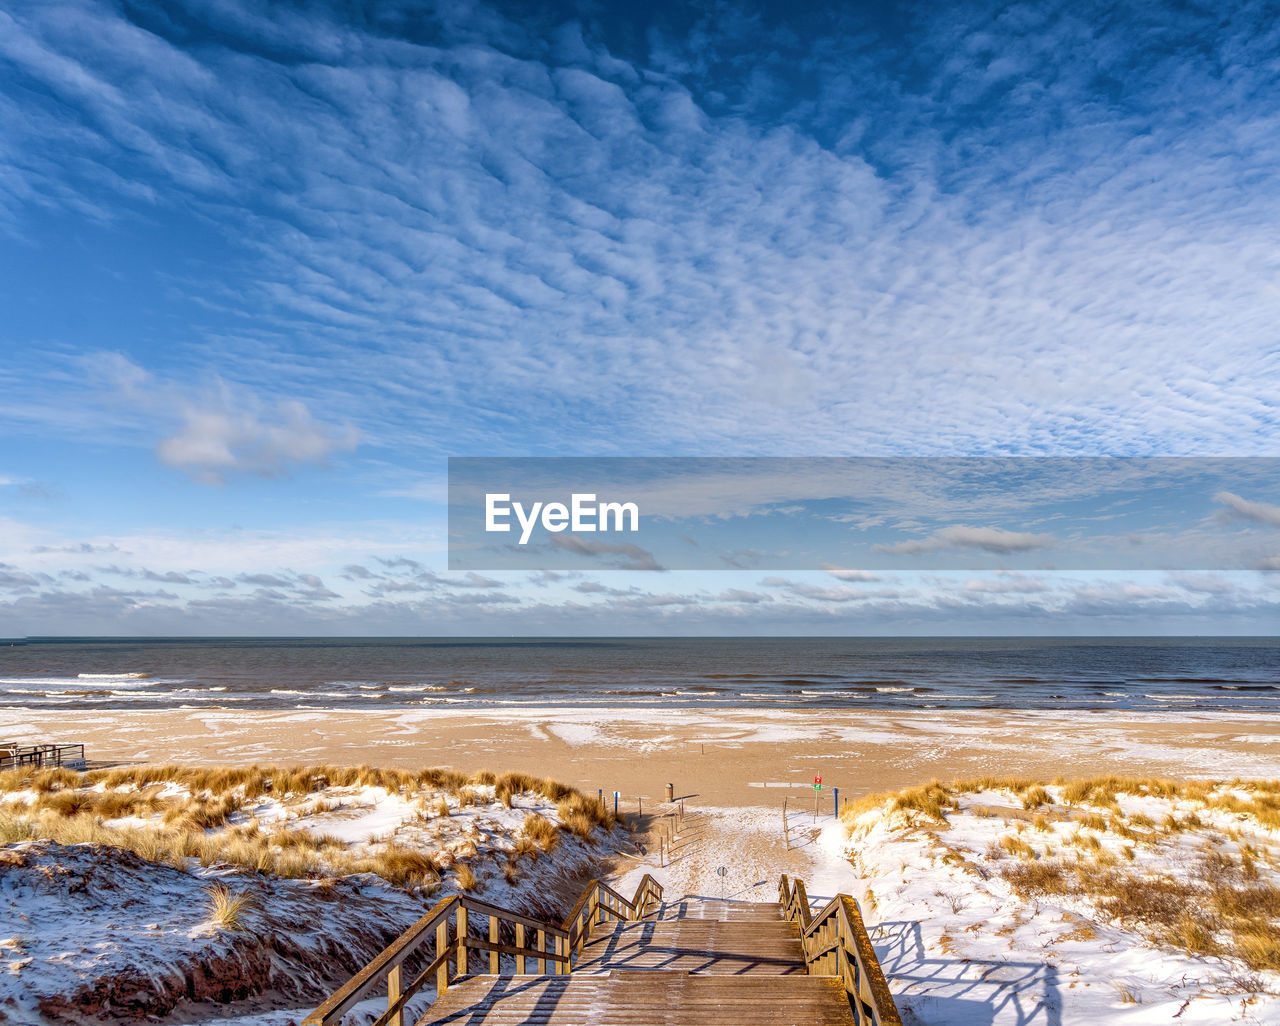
[[870, 919, 1062, 1026]]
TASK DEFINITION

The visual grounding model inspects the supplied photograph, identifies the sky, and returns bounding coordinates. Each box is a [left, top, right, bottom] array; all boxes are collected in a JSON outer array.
[[0, 0, 1278, 636]]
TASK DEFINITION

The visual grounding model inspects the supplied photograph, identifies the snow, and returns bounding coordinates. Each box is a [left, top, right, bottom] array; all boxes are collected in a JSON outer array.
[[843, 787, 1280, 1025], [0, 777, 631, 1024], [607, 787, 1280, 1026]]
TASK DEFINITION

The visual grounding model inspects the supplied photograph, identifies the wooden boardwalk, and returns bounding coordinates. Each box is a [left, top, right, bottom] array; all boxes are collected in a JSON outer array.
[[419, 896, 855, 1025], [306, 872, 900, 1026]]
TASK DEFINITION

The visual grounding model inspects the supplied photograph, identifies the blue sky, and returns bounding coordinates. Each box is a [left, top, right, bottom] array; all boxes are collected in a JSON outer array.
[[0, 0, 1278, 635]]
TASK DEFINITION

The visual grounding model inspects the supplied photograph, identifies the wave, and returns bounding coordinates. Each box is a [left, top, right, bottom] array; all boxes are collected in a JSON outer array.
[[78, 672, 152, 679]]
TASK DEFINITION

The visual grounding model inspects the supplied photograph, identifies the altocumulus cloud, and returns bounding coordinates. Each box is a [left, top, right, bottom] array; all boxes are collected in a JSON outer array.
[[0, 0, 1277, 460]]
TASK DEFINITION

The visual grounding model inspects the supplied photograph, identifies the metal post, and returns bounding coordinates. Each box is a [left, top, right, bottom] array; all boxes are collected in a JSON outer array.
[[614, 790, 619, 816], [834, 786, 839, 817]]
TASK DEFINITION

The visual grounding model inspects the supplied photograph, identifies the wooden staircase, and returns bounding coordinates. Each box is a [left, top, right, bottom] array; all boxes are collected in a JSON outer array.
[[304, 876, 901, 1026]]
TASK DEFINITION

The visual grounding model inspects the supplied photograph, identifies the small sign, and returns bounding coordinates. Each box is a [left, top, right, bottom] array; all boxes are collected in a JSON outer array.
[[716, 866, 728, 877], [814, 775, 822, 791]]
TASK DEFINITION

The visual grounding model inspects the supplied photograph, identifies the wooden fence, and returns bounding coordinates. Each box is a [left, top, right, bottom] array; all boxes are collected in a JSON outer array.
[[779, 874, 902, 1026]]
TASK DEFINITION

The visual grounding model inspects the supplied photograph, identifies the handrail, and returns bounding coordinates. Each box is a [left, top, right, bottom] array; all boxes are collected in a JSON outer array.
[[304, 873, 663, 1026], [778, 875, 902, 1026]]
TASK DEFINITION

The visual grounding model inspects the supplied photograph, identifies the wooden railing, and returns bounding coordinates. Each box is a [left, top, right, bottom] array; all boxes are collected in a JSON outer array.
[[779, 874, 902, 1026], [303, 874, 662, 1026], [0, 743, 86, 772]]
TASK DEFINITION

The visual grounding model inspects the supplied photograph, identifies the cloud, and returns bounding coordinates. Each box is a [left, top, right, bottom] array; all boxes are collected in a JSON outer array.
[[820, 565, 881, 582], [714, 588, 772, 604], [1214, 491, 1280, 527], [156, 397, 359, 483], [87, 354, 360, 484], [237, 572, 294, 588], [876, 526, 1056, 556], [0, 0, 1276, 466], [31, 542, 120, 554], [445, 572, 504, 589], [961, 574, 1049, 594], [549, 535, 664, 571]]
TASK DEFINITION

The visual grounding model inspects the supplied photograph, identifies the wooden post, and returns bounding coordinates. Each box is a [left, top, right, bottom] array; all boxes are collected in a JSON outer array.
[[638, 795, 643, 816], [536, 927, 546, 974], [489, 915, 499, 973], [436, 920, 449, 995], [783, 796, 789, 851], [387, 963, 403, 1026], [665, 782, 674, 802], [457, 906, 468, 976], [515, 922, 526, 974]]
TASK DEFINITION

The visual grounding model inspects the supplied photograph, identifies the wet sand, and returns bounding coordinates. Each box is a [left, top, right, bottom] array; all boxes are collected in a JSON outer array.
[[3, 706, 1278, 807]]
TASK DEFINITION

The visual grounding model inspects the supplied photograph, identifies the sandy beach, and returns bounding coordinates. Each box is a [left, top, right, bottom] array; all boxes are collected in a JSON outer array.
[[6, 706, 1279, 806]]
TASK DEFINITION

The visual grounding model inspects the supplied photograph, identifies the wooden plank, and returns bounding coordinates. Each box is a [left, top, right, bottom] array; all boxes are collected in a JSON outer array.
[[435, 921, 449, 997]]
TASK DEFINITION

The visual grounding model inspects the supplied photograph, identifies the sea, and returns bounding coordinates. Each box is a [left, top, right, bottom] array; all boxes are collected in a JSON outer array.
[[0, 636, 1276, 714]]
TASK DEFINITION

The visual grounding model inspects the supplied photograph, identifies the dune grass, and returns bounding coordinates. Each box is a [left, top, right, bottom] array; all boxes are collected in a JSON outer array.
[[0, 763, 621, 892], [206, 884, 258, 931], [846, 775, 1280, 972]]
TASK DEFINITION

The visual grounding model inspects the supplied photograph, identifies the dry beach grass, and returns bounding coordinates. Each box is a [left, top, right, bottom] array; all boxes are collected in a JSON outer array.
[[0, 763, 620, 891]]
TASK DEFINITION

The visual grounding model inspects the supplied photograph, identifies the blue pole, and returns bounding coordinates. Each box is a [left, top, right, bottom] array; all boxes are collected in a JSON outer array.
[[614, 791, 618, 816], [834, 786, 839, 817]]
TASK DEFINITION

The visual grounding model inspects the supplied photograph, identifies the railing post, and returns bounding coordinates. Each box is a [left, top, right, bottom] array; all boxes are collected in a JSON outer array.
[[387, 963, 403, 1026], [457, 906, 468, 976], [537, 928, 546, 974], [489, 914, 499, 973], [436, 920, 449, 995], [515, 923, 526, 974]]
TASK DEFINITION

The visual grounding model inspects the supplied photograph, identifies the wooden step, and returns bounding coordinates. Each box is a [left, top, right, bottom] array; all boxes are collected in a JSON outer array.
[[655, 899, 786, 922], [576, 919, 806, 975], [416, 973, 857, 1025]]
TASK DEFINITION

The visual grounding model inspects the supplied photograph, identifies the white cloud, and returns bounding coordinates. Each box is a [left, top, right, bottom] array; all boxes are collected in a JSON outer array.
[[93, 353, 359, 483], [877, 526, 1056, 556], [821, 565, 881, 581], [1214, 491, 1280, 528]]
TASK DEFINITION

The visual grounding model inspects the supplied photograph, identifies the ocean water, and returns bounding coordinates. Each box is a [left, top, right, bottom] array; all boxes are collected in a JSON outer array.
[[0, 637, 1276, 714]]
